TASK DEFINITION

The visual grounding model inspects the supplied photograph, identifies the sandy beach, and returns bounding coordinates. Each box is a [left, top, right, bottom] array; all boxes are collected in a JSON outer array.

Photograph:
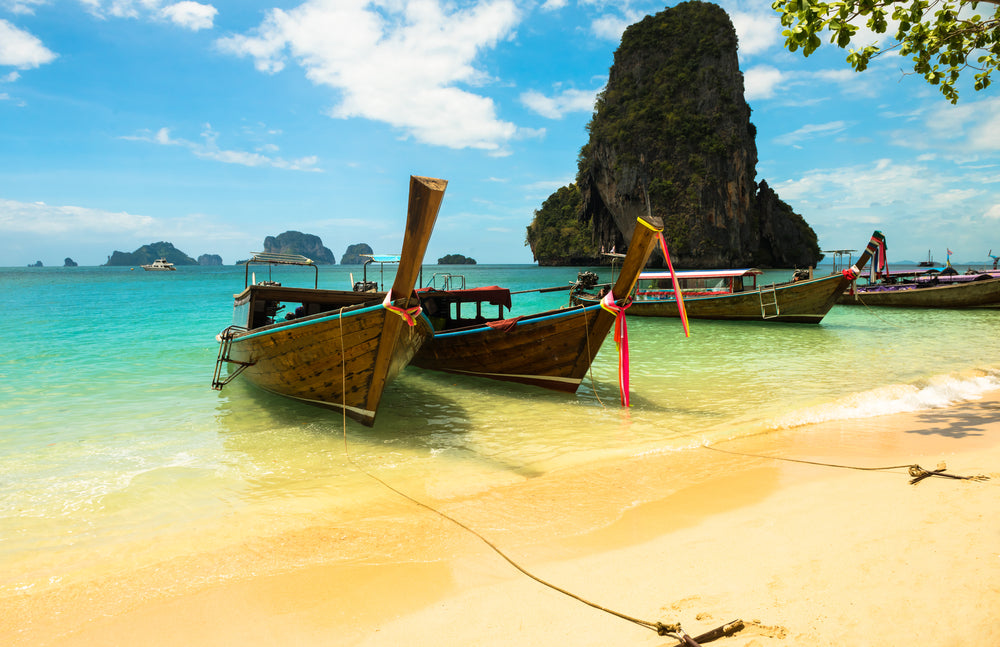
[[7, 390, 1000, 646]]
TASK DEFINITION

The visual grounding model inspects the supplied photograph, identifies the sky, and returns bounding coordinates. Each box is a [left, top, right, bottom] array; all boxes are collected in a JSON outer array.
[[1, 0, 998, 267]]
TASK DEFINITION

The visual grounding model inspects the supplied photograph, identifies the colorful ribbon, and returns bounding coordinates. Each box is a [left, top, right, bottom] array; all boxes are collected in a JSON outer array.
[[382, 291, 422, 326], [842, 265, 860, 280], [601, 290, 632, 407], [656, 232, 690, 337]]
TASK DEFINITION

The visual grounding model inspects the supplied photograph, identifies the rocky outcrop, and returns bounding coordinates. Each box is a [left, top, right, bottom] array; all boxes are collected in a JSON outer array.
[[525, 184, 602, 266], [104, 242, 197, 266], [437, 254, 477, 264], [576, 1, 821, 268], [263, 231, 336, 264], [198, 254, 223, 266], [63, 258, 78, 267], [341, 243, 373, 265], [28, 260, 43, 267]]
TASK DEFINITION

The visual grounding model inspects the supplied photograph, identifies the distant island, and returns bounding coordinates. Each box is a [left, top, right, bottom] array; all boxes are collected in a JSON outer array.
[[104, 242, 197, 267], [341, 243, 373, 265], [198, 254, 223, 266], [28, 260, 43, 267], [64, 258, 78, 267], [437, 254, 476, 264], [263, 231, 336, 264]]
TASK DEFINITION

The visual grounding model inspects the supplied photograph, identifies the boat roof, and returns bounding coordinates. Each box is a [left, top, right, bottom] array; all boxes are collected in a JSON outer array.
[[246, 252, 314, 266], [639, 269, 762, 280], [361, 254, 401, 264]]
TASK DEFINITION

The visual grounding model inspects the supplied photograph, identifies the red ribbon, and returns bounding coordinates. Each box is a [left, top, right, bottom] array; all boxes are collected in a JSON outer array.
[[382, 291, 422, 326], [600, 290, 631, 407], [656, 232, 690, 337]]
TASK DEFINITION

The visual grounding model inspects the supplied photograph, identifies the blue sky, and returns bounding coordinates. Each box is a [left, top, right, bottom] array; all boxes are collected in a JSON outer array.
[[1, 0, 998, 267]]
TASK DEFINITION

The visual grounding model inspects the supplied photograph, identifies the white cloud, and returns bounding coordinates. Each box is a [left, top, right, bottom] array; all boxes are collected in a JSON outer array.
[[520, 87, 599, 119], [728, 9, 780, 56], [0, 199, 155, 235], [216, 0, 522, 153], [540, 0, 568, 10], [122, 125, 321, 171], [743, 65, 783, 101], [774, 120, 850, 147], [4, 0, 47, 15], [0, 19, 58, 68], [160, 2, 216, 31]]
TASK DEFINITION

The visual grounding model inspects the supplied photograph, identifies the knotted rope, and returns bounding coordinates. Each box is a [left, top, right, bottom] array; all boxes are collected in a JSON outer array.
[[600, 289, 632, 407], [382, 290, 422, 326]]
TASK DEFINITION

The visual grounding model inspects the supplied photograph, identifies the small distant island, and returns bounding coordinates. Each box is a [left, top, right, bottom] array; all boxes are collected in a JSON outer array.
[[104, 242, 197, 267], [438, 254, 476, 265], [341, 243, 373, 265], [64, 258, 78, 267], [198, 254, 222, 266], [28, 260, 43, 267], [263, 231, 336, 264]]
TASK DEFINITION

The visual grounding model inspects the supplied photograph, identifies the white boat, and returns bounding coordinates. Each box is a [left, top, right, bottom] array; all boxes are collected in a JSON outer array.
[[141, 258, 177, 271]]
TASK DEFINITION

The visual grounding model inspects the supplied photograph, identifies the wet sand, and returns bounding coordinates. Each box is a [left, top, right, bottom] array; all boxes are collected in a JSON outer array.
[[7, 391, 1000, 646]]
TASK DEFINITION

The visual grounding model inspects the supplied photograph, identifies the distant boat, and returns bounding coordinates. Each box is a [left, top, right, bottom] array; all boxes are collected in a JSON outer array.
[[918, 250, 935, 267], [410, 214, 663, 394], [839, 268, 1000, 308], [211, 175, 446, 426], [570, 231, 884, 323], [141, 258, 176, 271]]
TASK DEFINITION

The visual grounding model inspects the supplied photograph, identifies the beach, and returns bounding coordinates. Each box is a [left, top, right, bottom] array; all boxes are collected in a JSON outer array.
[[7, 388, 999, 646]]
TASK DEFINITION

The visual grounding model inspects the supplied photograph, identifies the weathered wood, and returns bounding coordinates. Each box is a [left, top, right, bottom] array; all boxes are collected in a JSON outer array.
[[572, 230, 883, 324], [220, 176, 446, 426], [838, 275, 1000, 308], [411, 215, 662, 390]]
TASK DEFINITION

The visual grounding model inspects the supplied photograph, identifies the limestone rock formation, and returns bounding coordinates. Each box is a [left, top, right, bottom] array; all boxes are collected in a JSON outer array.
[[576, 1, 821, 268], [198, 254, 223, 266], [437, 254, 477, 265], [341, 243, 374, 265], [63, 258, 78, 267], [263, 231, 336, 264], [104, 242, 197, 266]]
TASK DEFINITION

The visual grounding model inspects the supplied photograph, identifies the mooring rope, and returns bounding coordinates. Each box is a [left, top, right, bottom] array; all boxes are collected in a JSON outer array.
[[334, 309, 693, 642]]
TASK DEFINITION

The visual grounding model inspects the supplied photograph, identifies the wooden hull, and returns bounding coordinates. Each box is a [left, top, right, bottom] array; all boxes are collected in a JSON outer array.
[[214, 175, 446, 426], [412, 214, 663, 391], [838, 277, 1000, 308], [573, 273, 850, 323], [226, 300, 432, 425], [411, 304, 612, 391]]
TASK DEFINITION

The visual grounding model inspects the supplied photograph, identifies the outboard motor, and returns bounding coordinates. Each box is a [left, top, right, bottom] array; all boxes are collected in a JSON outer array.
[[353, 281, 379, 292], [575, 271, 599, 291]]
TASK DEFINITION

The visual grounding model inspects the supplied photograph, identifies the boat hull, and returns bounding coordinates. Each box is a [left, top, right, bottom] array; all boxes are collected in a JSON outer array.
[[838, 277, 1000, 308], [573, 273, 849, 323], [226, 300, 432, 425], [411, 304, 612, 392]]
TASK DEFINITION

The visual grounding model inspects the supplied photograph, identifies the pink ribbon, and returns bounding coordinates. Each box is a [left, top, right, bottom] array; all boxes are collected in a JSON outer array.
[[600, 290, 631, 407], [382, 291, 422, 327]]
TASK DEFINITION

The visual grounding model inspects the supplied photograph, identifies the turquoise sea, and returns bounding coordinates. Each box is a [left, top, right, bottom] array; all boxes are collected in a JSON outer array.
[[2, 263, 999, 602]]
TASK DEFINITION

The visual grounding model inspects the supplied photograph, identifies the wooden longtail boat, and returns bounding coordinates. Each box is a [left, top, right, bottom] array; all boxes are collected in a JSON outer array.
[[570, 230, 885, 324], [838, 273, 1000, 308], [211, 175, 447, 426], [410, 215, 663, 392]]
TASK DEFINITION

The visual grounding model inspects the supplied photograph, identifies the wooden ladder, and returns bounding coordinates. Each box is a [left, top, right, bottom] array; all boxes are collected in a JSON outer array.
[[758, 284, 780, 319], [212, 326, 253, 390]]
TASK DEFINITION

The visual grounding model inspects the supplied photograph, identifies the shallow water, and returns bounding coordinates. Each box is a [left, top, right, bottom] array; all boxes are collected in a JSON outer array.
[[1, 263, 998, 595]]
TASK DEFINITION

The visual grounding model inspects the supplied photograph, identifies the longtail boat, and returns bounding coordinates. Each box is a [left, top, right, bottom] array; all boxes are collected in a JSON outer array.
[[410, 215, 663, 396], [570, 230, 885, 324], [838, 270, 1000, 308], [211, 175, 447, 426]]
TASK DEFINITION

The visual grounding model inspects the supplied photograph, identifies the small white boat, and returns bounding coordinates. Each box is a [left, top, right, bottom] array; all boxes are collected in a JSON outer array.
[[141, 258, 177, 271]]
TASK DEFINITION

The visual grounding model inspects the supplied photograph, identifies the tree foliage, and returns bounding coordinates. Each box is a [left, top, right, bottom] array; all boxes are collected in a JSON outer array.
[[772, 0, 1000, 102], [524, 184, 600, 264]]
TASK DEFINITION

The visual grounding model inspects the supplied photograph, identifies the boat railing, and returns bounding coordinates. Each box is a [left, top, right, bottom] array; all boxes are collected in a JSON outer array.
[[243, 252, 318, 289], [422, 272, 466, 291]]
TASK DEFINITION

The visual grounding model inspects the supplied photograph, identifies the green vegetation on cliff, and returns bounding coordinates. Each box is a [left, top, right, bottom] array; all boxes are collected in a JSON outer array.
[[525, 184, 601, 265], [104, 242, 197, 266], [263, 231, 336, 264], [437, 254, 477, 264]]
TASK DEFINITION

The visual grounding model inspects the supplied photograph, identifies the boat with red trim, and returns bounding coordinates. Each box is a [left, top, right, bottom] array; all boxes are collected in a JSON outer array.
[[570, 230, 885, 324], [210, 175, 446, 426], [410, 215, 664, 400]]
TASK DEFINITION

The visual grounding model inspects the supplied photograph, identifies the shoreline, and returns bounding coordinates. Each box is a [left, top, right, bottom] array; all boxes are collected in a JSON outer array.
[[7, 390, 1000, 646]]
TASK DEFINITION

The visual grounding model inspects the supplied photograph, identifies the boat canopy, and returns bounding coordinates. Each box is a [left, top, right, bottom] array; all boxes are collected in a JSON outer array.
[[639, 269, 762, 281], [362, 254, 401, 264]]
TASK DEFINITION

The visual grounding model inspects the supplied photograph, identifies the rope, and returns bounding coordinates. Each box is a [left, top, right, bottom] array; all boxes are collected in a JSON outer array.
[[333, 307, 685, 640], [847, 291, 905, 328]]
